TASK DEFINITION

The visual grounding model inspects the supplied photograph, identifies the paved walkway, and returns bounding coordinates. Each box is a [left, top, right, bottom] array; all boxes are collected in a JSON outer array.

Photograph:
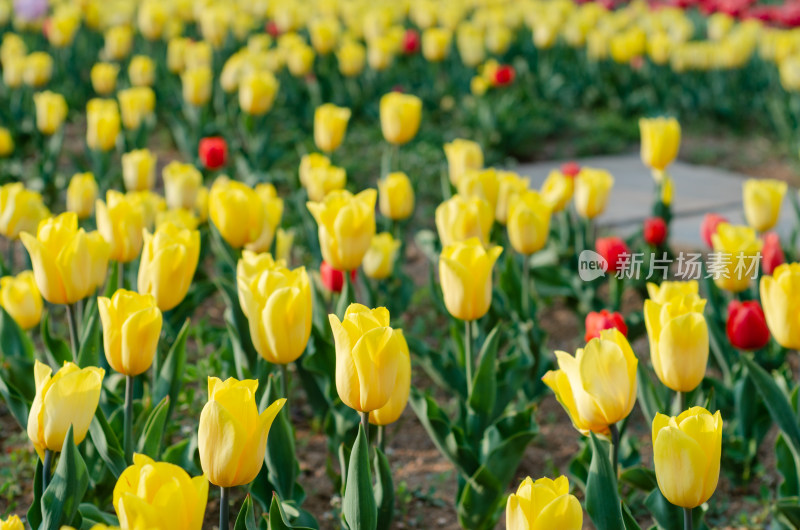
[[517, 153, 797, 247]]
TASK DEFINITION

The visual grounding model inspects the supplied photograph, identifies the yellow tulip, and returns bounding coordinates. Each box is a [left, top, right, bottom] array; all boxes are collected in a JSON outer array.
[[439, 238, 502, 321], [435, 194, 493, 247], [542, 328, 638, 434], [24, 52, 53, 88], [184, 41, 213, 72], [113, 453, 208, 530], [195, 186, 209, 224], [314, 103, 351, 153], [0, 33, 26, 66], [275, 228, 294, 264], [118, 87, 155, 130], [138, 222, 200, 311], [128, 55, 155, 87], [367, 36, 395, 71], [239, 71, 279, 115], [508, 190, 552, 255], [90, 62, 119, 95], [310, 18, 340, 54], [167, 37, 190, 73], [646, 280, 699, 304], [652, 407, 722, 508], [609, 27, 646, 64], [27, 360, 105, 457], [329, 303, 408, 413], [287, 44, 315, 77], [182, 66, 212, 107], [367, 320, 410, 426], [163, 161, 202, 211], [0, 515, 24, 530], [237, 252, 312, 364], [0, 183, 49, 240], [246, 184, 284, 254], [640, 117, 681, 176], [457, 23, 486, 67], [104, 25, 133, 60], [378, 172, 415, 220], [33, 91, 68, 135], [710, 223, 762, 292], [380, 92, 422, 145], [96, 190, 146, 263], [743, 178, 787, 232], [540, 170, 573, 213], [457, 167, 500, 216], [411, 0, 438, 29], [661, 175, 674, 206], [299, 153, 331, 189], [647, 31, 672, 65], [121, 149, 156, 192], [66, 172, 98, 220], [760, 263, 800, 349], [302, 163, 346, 203], [0, 128, 12, 157], [86, 98, 120, 152], [506, 476, 583, 530], [0, 270, 42, 330], [422, 27, 452, 62], [138, 0, 167, 40], [209, 177, 266, 249], [644, 292, 709, 392], [337, 39, 366, 76], [198, 377, 286, 487], [3, 55, 24, 88], [495, 171, 529, 225], [98, 289, 162, 376], [156, 208, 198, 231], [443, 139, 484, 186], [199, 5, 230, 48], [486, 25, 512, 55], [574, 167, 614, 219], [126, 190, 166, 230], [708, 12, 734, 40], [220, 52, 247, 93], [307, 189, 377, 271], [363, 232, 401, 280]]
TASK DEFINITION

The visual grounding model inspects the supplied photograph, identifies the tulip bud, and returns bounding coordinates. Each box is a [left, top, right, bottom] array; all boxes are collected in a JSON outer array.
[[0, 515, 23, 530], [378, 172, 415, 220], [66, 172, 98, 219], [646, 280, 699, 304], [104, 25, 133, 60], [287, 43, 315, 77], [198, 136, 228, 170], [337, 40, 366, 77], [329, 304, 409, 413], [639, 117, 681, 175], [121, 149, 156, 192], [760, 263, 800, 349], [574, 167, 614, 219], [90, 62, 119, 95], [182, 66, 212, 107], [138, 222, 201, 311], [363, 232, 401, 280], [743, 178, 787, 232], [126, 190, 166, 230], [245, 184, 284, 254], [456, 23, 485, 67], [167, 37, 189, 73], [439, 238, 502, 321], [0, 270, 43, 330], [98, 290, 162, 376], [209, 177, 266, 249], [761, 231, 785, 275], [184, 41, 212, 72], [595, 237, 630, 273], [457, 168, 499, 214], [643, 216, 668, 246], [163, 161, 203, 211], [320, 261, 355, 293], [0, 183, 49, 240], [584, 309, 627, 342], [156, 208, 198, 231], [314, 103, 351, 153], [27, 360, 105, 457], [239, 71, 279, 115], [128, 55, 155, 87], [307, 189, 377, 271], [198, 377, 286, 487], [540, 170, 574, 213], [506, 476, 583, 530], [495, 171, 529, 225], [422, 27, 452, 62], [367, 36, 395, 71], [113, 453, 208, 530], [726, 300, 770, 351], [0, 127, 13, 157], [443, 139, 483, 187], [507, 190, 552, 255], [199, 4, 230, 48], [24, 52, 53, 88], [653, 407, 722, 508], [118, 87, 155, 131], [33, 90, 68, 135], [86, 98, 121, 152], [710, 223, 762, 292], [138, 0, 167, 40], [492, 64, 515, 86], [380, 92, 422, 145], [435, 194, 493, 247], [96, 190, 146, 263], [644, 292, 709, 392], [403, 29, 420, 54], [309, 17, 340, 55], [561, 162, 580, 177], [700, 213, 728, 248]]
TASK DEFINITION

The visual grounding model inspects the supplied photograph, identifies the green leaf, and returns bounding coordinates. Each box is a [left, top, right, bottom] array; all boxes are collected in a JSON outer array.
[[467, 325, 500, 426], [342, 424, 377, 530], [41, 426, 90, 529], [775, 497, 800, 528], [0, 369, 31, 428], [162, 438, 200, 476], [373, 448, 394, 530], [42, 310, 73, 366], [136, 396, 170, 459], [78, 503, 119, 527], [621, 501, 642, 530], [263, 374, 299, 502], [216, 277, 257, 378], [619, 467, 658, 492], [585, 433, 624, 530], [88, 406, 128, 478], [637, 363, 667, 424], [234, 495, 258, 530], [76, 307, 101, 368], [153, 319, 189, 423], [0, 304, 33, 359], [27, 458, 43, 530], [268, 493, 315, 530]]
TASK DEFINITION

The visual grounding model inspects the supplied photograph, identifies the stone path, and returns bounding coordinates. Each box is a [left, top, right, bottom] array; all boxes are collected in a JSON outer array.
[[516, 153, 798, 247]]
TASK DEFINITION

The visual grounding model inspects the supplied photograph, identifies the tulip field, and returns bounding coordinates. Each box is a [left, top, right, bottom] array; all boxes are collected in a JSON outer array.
[[6, 0, 800, 529]]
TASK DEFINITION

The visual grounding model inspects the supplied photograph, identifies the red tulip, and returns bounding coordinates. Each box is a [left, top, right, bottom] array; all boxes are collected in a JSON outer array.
[[320, 261, 356, 293], [493, 65, 515, 86], [585, 310, 628, 342], [266, 21, 280, 37], [700, 213, 728, 248], [727, 300, 770, 351], [402, 29, 419, 54], [643, 217, 668, 246], [198, 137, 228, 170], [761, 232, 785, 275], [595, 237, 630, 273], [561, 161, 580, 178]]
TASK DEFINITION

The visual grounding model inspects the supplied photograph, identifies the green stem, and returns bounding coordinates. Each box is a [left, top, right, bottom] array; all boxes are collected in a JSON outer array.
[[66, 303, 80, 362], [219, 486, 230, 530], [124, 375, 134, 464], [42, 449, 53, 492], [678, 391, 686, 413], [6, 238, 13, 272], [610, 423, 620, 476], [360, 411, 370, 446], [377, 425, 385, 453], [345, 269, 355, 305], [522, 255, 531, 317], [118, 261, 124, 291], [684, 507, 693, 530], [465, 320, 473, 396], [280, 363, 289, 399]]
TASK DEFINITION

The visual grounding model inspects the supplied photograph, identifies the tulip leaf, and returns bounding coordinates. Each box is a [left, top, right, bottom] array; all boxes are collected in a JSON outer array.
[[777, 433, 800, 497], [153, 318, 189, 425], [137, 396, 170, 459], [235, 495, 258, 530], [41, 310, 73, 367], [585, 433, 624, 530], [41, 426, 89, 529], [263, 374, 299, 502], [268, 492, 315, 530], [162, 438, 200, 476], [467, 325, 500, 431], [342, 424, 377, 530], [0, 368, 31, 429], [619, 467, 658, 492], [27, 458, 43, 530], [636, 363, 668, 424], [621, 501, 642, 530], [775, 497, 800, 528], [78, 503, 119, 527], [76, 306, 101, 368], [88, 406, 127, 478], [373, 447, 394, 530], [216, 277, 258, 378], [644, 487, 682, 529], [0, 304, 33, 359]]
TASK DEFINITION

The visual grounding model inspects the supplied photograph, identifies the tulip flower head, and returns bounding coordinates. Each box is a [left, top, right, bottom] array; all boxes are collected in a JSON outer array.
[[646, 280, 699, 304], [761, 232, 785, 275], [0, 270, 43, 330], [378, 172, 415, 221], [574, 167, 614, 219], [495, 171, 529, 225], [320, 261, 356, 293], [380, 92, 422, 145], [506, 476, 583, 530], [121, 149, 156, 192], [0, 182, 49, 240], [314, 103, 351, 153], [584, 310, 627, 342], [760, 263, 800, 350], [540, 169, 574, 213], [435, 194, 493, 247], [710, 223, 762, 292], [307, 189, 377, 271], [0, 515, 23, 530], [727, 300, 770, 351], [643, 217, 668, 246], [138, 222, 201, 312], [595, 237, 630, 273], [639, 116, 681, 178], [96, 190, 146, 263], [443, 138, 483, 186], [363, 232, 402, 280], [439, 238, 502, 321], [163, 161, 203, 211], [209, 177, 267, 249], [98, 289, 163, 376], [507, 190, 552, 255], [198, 137, 228, 170], [743, 178, 787, 232]]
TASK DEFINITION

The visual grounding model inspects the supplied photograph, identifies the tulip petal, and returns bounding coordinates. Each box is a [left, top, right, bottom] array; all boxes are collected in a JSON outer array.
[[532, 494, 583, 530], [653, 426, 707, 508], [197, 400, 248, 488]]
